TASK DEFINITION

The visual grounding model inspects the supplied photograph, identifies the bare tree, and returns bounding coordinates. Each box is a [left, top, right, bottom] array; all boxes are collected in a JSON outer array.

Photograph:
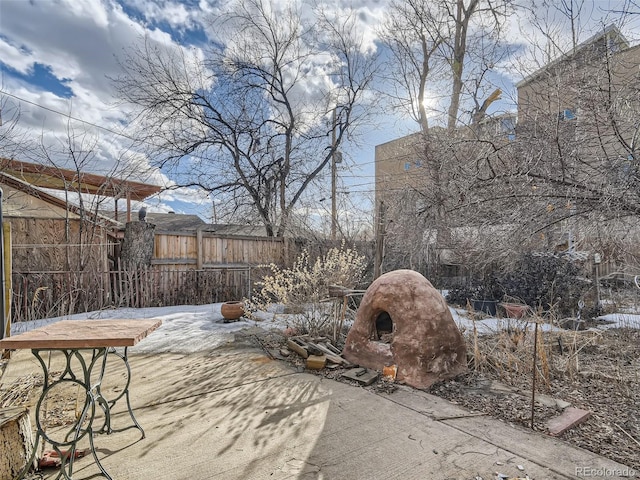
[[379, 0, 510, 131], [114, 0, 377, 237], [462, 19, 640, 275], [446, 0, 483, 131], [0, 95, 31, 160], [378, 0, 448, 133], [376, 0, 510, 280], [31, 119, 121, 272]]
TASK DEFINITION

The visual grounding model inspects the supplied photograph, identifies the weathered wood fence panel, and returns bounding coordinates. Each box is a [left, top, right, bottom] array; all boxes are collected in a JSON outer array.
[[10, 231, 286, 323], [154, 232, 286, 267], [8, 218, 109, 273], [11, 265, 251, 323], [11, 270, 109, 323]]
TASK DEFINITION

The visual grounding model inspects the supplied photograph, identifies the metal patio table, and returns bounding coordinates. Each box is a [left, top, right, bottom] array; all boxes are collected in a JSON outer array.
[[0, 319, 162, 480]]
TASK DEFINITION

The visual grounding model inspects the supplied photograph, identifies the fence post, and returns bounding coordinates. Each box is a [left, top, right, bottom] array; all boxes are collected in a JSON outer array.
[[196, 226, 204, 269], [4, 222, 11, 339], [0, 187, 6, 341]]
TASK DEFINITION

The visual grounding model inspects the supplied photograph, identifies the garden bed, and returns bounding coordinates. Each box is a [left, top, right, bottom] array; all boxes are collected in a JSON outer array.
[[267, 323, 639, 472], [429, 327, 639, 471]]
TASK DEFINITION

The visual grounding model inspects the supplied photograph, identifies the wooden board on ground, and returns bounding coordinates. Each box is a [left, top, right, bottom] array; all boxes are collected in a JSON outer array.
[[307, 342, 351, 366], [306, 355, 327, 370], [286, 338, 309, 359], [342, 368, 379, 386]]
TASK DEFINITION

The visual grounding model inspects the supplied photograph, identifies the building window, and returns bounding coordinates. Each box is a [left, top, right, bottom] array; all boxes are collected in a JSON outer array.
[[500, 117, 516, 140], [559, 108, 576, 121], [500, 117, 515, 132]]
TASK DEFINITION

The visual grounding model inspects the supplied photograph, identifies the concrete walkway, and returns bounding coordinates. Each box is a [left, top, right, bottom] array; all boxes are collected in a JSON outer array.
[[2, 340, 636, 480]]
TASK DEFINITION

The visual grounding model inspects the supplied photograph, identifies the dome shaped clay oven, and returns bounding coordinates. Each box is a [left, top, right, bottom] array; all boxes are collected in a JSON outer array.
[[342, 270, 467, 388]]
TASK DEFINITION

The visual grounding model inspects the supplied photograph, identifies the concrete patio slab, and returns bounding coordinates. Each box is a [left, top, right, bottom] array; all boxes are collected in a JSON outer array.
[[1, 342, 636, 480]]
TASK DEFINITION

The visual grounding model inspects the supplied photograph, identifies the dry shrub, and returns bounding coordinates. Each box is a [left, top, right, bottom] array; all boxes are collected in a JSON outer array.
[[465, 316, 553, 391], [245, 242, 366, 337], [464, 313, 612, 393]]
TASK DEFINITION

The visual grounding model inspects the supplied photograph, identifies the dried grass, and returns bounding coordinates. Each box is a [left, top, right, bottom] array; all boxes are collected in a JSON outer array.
[[0, 373, 42, 408], [452, 324, 640, 470], [464, 314, 608, 391]]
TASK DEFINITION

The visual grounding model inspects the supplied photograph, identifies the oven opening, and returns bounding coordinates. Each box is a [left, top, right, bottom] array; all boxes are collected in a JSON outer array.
[[375, 311, 393, 343]]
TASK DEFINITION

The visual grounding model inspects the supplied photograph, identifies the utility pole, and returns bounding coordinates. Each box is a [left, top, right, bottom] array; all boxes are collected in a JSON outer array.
[[331, 107, 337, 241], [374, 201, 386, 279]]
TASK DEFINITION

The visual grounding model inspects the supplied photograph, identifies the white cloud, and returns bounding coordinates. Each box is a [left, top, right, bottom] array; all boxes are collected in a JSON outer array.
[[317, 2, 389, 54], [0, 0, 217, 214], [0, 37, 35, 75], [3, 0, 638, 220], [62, 0, 111, 29], [125, 0, 201, 32]]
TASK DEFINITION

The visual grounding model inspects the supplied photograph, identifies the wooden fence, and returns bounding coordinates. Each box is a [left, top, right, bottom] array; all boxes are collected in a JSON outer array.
[[111, 264, 251, 308], [153, 230, 287, 268], [8, 229, 291, 323], [11, 265, 251, 324]]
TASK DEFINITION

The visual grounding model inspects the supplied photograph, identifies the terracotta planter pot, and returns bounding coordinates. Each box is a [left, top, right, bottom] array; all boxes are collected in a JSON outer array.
[[500, 303, 529, 319], [221, 301, 245, 322]]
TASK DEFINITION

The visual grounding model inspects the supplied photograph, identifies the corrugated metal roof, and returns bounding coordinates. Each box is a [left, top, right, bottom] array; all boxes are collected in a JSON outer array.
[[0, 171, 118, 225], [1, 158, 161, 201]]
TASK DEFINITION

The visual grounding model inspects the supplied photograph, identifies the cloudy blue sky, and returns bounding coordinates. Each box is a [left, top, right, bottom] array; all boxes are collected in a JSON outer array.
[[0, 0, 638, 225]]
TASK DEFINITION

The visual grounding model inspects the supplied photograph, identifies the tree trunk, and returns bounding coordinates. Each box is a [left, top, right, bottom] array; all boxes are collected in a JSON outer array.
[[120, 221, 155, 269], [447, 0, 478, 131]]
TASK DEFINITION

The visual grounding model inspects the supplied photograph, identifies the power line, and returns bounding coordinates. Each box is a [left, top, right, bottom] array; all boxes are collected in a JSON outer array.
[[2, 90, 400, 173], [2, 90, 397, 168], [0, 90, 138, 141], [1, 90, 412, 196]]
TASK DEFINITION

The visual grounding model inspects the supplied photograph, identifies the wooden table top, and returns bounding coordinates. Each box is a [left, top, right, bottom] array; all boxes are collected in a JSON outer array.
[[0, 319, 162, 350]]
